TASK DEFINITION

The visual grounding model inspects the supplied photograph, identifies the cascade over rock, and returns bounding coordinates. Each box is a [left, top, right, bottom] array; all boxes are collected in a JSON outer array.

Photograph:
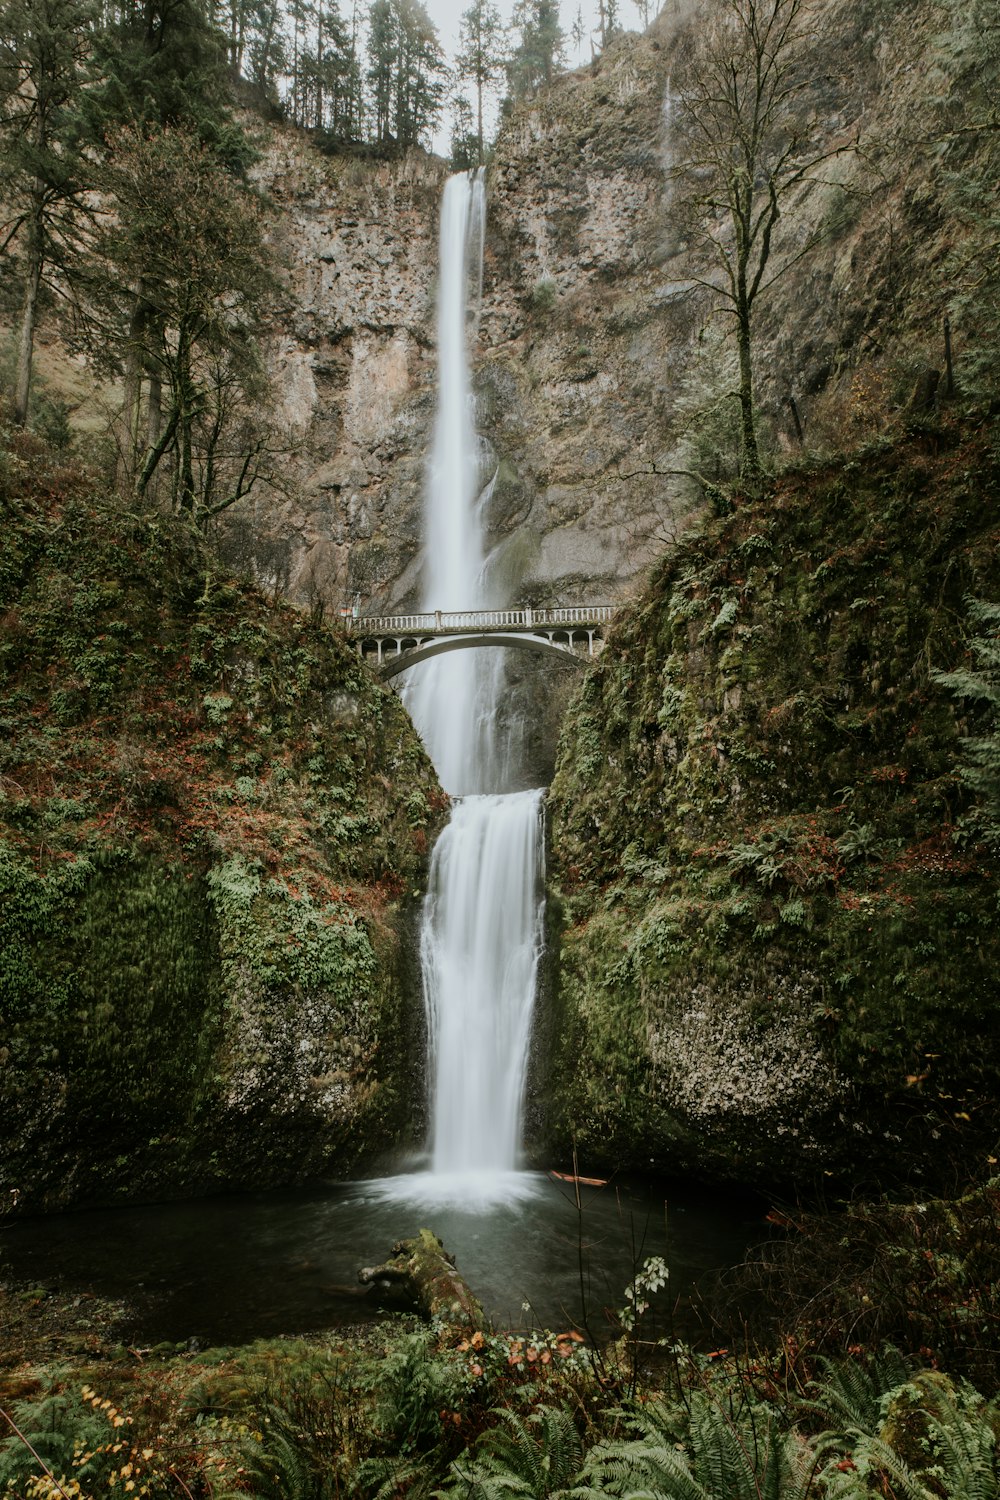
[[399, 171, 546, 1199]]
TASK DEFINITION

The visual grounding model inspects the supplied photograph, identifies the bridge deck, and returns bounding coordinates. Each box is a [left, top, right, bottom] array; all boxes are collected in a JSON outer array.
[[342, 605, 615, 636]]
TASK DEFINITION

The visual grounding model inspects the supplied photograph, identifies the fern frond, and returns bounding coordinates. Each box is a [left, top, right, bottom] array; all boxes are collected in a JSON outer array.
[[847, 1434, 935, 1500]]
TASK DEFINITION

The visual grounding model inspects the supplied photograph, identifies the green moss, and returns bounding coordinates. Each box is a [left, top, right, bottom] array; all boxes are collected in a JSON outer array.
[[543, 427, 1000, 1191], [0, 431, 445, 1214]]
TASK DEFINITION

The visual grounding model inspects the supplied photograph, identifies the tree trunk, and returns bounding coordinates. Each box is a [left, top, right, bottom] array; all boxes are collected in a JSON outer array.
[[735, 282, 760, 485], [13, 202, 44, 428], [176, 328, 196, 513], [144, 370, 163, 507], [476, 72, 484, 164], [117, 291, 148, 488], [358, 1230, 484, 1328]]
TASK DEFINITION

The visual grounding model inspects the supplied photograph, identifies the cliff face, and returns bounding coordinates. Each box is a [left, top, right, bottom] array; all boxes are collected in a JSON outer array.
[[222, 142, 449, 612], [0, 432, 445, 1216], [541, 426, 1000, 1192], [235, 0, 994, 627]]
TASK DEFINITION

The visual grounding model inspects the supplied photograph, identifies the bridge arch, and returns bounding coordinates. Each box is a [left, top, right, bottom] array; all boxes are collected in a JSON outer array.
[[377, 631, 585, 681]]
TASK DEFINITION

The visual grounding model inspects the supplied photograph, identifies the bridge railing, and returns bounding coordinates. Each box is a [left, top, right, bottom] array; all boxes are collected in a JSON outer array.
[[342, 605, 616, 635]]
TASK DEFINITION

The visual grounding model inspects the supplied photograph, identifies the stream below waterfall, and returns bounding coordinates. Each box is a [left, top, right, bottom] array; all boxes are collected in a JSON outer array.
[[0, 1174, 766, 1347]]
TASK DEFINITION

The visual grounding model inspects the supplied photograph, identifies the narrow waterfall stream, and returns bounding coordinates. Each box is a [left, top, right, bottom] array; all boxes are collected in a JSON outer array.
[[399, 170, 546, 1201]]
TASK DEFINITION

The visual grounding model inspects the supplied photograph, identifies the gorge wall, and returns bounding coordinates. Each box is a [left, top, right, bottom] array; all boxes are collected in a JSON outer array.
[[229, 0, 993, 631], [0, 436, 445, 1216]]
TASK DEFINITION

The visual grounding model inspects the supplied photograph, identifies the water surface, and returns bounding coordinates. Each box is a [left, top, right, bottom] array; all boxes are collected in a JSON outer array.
[[0, 1172, 765, 1347]]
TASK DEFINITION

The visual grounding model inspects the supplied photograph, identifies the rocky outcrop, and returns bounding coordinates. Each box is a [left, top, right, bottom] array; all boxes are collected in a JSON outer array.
[[231, 0, 993, 636], [540, 429, 1000, 1192], [0, 432, 445, 1216]]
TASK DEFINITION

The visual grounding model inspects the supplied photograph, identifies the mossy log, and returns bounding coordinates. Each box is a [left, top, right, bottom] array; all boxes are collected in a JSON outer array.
[[358, 1228, 484, 1327]]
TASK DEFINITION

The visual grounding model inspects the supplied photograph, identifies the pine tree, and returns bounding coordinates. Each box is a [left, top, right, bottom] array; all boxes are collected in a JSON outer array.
[[243, 0, 287, 104], [366, 0, 395, 143], [0, 0, 96, 426], [506, 0, 563, 101], [455, 0, 506, 163], [366, 0, 444, 152], [449, 92, 478, 168]]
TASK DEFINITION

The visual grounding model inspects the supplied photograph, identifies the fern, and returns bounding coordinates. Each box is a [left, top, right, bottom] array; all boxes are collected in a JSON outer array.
[[439, 1407, 585, 1499], [580, 1392, 820, 1500], [805, 1349, 912, 1432], [934, 597, 1000, 850]]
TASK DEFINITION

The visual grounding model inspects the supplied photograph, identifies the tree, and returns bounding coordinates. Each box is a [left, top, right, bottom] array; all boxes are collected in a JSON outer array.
[[81, 1, 252, 485], [449, 91, 478, 170], [85, 1, 248, 166], [669, 0, 847, 484], [455, 0, 505, 164], [0, 0, 96, 426], [365, 0, 444, 151], [506, 0, 563, 100], [242, 0, 287, 103], [94, 126, 277, 520], [595, 0, 618, 51]]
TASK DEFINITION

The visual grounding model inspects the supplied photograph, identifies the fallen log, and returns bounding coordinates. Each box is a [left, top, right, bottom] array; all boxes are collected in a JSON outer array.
[[358, 1228, 484, 1328]]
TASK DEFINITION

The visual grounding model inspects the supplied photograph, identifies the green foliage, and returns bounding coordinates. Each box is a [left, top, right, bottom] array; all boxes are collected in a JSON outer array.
[[529, 277, 557, 313], [444, 1406, 583, 1498], [545, 429, 1000, 1186], [506, 0, 563, 99], [934, 598, 1000, 850], [366, 0, 446, 150], [0, 432, 441, 1212], [208, 855, 375, 997]]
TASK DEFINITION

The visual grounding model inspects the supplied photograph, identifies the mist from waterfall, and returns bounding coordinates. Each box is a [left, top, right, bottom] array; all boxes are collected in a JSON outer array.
[[399, 170, 545, 1199]]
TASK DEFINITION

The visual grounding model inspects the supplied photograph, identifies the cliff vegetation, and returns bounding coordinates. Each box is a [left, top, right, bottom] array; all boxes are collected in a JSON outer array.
[[544, 417, 1000, 1192], [0, 430, 445, 1217]]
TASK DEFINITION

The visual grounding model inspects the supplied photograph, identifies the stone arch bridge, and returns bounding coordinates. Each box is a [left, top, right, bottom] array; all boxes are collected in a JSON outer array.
[[341, 606, 616, 681]]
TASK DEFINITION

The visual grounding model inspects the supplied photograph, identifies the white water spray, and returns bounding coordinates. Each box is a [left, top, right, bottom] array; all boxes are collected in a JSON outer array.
[[402, 171, 545, 1194]]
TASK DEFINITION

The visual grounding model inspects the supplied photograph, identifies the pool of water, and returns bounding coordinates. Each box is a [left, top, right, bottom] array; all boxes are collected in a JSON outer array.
[[0, 1170, 767, 1347]]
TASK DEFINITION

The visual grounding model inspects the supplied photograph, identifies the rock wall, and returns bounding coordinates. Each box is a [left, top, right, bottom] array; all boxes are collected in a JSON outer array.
[[0, 433, 445, 1216], [540, 429, 1000, 1193], [232, 0, 993, 634]]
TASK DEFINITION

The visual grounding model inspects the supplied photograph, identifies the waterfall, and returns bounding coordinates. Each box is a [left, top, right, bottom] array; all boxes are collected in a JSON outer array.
[[421, 790, 544, 1175], [401, 170, 545, 1195]]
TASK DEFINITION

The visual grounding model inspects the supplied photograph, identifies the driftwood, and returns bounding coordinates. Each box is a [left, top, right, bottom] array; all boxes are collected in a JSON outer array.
[[358, 1228, 484, 1327]]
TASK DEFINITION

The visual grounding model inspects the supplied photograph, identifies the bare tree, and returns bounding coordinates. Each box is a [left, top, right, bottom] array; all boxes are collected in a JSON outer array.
[[669, 0, 847, 486]]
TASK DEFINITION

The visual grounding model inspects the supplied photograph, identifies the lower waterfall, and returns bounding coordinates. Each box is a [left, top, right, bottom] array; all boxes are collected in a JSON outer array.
[[421, 789, 545, 1180]]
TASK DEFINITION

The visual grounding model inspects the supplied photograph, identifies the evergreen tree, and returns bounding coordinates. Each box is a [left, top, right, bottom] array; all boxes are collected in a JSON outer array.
[[0, 0, 96, 426], [506, 0, 563, 100], [299, 2, 361, 135], [81, 0, 251, 486], [286, 0, 316, 126], [449, 92, 478, 169], [94, 125, 276, 519], [241, 0, 288, 103], [455, 0, 506, 163], [366, 0, 394, 142], [85, 0, 247, 162], [366, 0, 444, 151]]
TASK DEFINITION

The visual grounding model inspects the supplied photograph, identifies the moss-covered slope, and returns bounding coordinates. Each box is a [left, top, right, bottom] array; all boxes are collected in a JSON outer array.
[[0, 432, 445, 1215], [543, 424, 1000, 1193]]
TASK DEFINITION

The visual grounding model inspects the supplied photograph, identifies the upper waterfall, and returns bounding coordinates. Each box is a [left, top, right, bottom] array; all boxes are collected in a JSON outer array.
[[403, 169, 503, 797]]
